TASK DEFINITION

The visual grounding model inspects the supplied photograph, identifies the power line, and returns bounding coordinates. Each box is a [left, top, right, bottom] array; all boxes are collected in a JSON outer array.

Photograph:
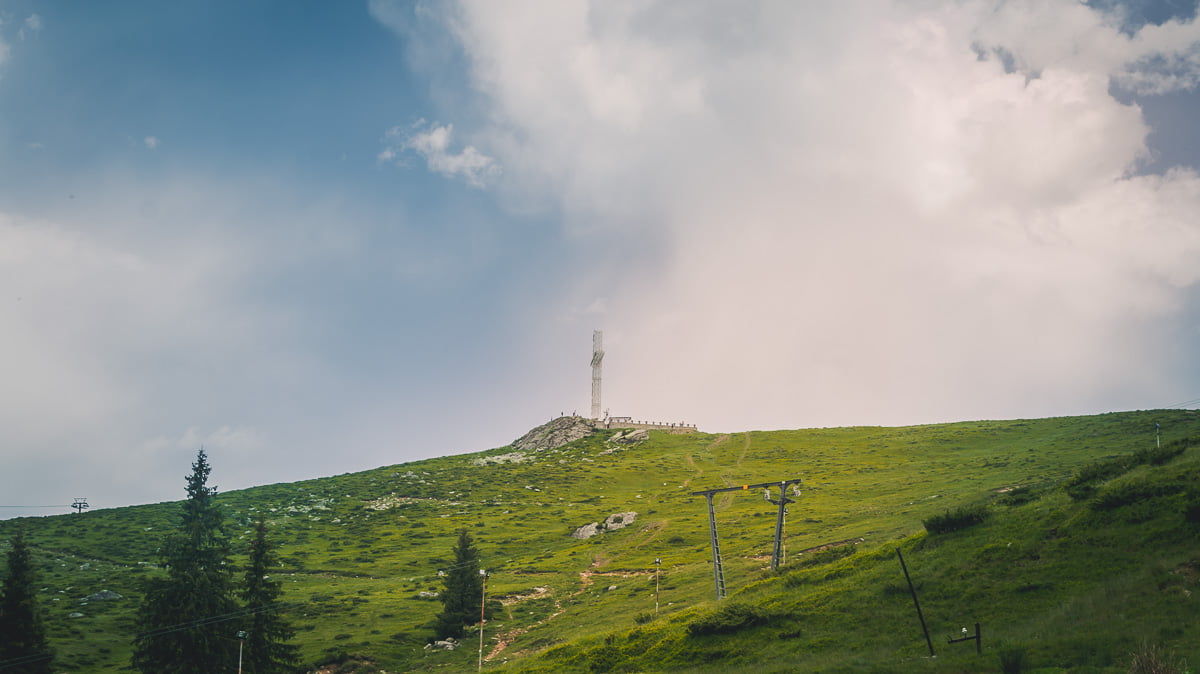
[[0, 650, 54, 672]]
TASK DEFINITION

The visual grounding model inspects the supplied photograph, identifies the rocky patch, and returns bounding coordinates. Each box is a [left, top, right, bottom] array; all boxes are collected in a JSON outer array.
[[572, 511, 638, 539]]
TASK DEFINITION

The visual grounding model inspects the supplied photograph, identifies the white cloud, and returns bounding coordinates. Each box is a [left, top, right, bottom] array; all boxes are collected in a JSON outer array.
[[144, 135, 159, 150], [407, 0, 1200, 428], [380, 121, 499, 187], [16, 13, 42, 41]]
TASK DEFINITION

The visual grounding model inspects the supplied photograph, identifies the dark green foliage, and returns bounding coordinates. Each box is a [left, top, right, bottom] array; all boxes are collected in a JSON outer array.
[[997, 486, 1037, 506], [686, 602, 772, 636], [1067, 440, 1191, 501], [433, 529, 487, 640], [1184, 492, 1200, 523], [1133, 443, 1188, 467], [132, 450, 239, 674], [0, 530, 53, 674], [240, 517, 300, 673], [1065, 457, 1129, 500], [922, 503, 989, 534], [998, 646, 1029, 673], [1090, 479, 1187, 511]]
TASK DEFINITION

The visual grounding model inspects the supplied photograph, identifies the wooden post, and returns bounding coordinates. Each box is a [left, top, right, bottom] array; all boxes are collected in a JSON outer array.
[[897, 549, 935, 657]]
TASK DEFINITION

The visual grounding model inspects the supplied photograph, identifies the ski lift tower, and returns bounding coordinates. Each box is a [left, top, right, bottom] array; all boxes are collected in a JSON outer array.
[[591, 330, 604, 420]]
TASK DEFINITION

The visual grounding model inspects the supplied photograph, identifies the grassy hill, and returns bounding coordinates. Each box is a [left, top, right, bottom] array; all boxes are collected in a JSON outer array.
[[4, 410, 1200, 673]]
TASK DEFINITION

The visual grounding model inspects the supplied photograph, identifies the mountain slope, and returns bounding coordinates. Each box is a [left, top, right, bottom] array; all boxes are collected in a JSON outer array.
[[2, 410, 1199, 672]]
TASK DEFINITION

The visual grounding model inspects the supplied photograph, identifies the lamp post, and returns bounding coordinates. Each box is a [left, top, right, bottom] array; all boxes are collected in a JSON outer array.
[[236, 630, 247, 674], [478, 569, 489, 672]]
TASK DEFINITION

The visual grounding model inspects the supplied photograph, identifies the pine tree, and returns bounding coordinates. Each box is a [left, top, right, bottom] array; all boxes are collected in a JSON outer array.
[[434, 529, 488, 640], [132, 449, 239, 673], [240, 516, 299, 673], [0, 530, 53, 674]]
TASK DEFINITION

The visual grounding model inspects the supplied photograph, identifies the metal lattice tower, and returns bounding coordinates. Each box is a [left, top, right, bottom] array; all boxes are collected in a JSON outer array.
[[590, 330, 604, 420], [692, 478, 802, 599]]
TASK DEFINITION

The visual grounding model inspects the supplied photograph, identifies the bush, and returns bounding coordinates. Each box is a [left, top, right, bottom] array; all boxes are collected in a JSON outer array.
[[1132, 444, 1187, 466], [1127, 640, 1186, 674], [796, 543, 856, 568], [1091, 480, 1185, 511], [923, 504, 989, 535], [1065, 458, 1129, 500], [687, 602, 773, 636], [998, 646, 1030, 674], [1184, 492, 1200, 523], [998, 486, 1037, 506]]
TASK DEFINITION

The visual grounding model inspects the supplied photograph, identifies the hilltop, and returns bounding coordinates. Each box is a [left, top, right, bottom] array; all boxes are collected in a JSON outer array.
[[3, 410, 1200, 673]]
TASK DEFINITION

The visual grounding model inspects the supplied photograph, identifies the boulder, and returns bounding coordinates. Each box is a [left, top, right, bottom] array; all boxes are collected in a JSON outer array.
[[572, 522, 601, 539], [572, 512, 637, 539]]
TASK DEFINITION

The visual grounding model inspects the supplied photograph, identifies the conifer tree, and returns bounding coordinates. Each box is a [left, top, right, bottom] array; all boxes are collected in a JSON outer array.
[[132, 449, 238, 673], [434, 528, 488, 639], [0, 530, 53, 674], [240, 516, 299, 673]]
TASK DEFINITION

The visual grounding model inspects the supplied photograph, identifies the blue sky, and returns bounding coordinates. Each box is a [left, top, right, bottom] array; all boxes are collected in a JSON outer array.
[[2, 0, 1200, 517]]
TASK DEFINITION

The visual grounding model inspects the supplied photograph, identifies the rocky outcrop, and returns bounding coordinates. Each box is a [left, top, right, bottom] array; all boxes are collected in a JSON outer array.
[[572, 511, 638, 539], [512, 416, 596, 452]]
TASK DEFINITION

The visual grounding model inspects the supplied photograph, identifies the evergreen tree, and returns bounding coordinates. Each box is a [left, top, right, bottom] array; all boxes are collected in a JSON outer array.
[[240, 516, 299, 673], [0, 530, 53, 674], [132, 449, 239, 673], [434, 529, 489, 639]]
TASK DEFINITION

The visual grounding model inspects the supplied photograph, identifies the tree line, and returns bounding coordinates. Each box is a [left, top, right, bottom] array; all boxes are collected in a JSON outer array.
[[0, 449, 494, 673], [0, 449, 298, 673]]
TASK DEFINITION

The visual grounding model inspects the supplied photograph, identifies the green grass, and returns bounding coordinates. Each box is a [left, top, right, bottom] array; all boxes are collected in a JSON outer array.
[[3, 410, 1200, 672]]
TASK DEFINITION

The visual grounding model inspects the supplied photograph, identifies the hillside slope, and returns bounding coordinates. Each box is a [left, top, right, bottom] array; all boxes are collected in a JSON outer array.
[[2, 410, 1199, 673]]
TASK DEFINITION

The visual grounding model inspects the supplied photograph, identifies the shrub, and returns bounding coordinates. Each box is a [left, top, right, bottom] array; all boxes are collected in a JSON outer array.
[[923, 504, 989, 535], [998, 486, 1037, 506], [633, 612, 655, 625], [1065, 458, 1129, 500], [998, 646, 1030, 674], [1132, 444, 1187, 467], [1184, 492, 1200, 523], [1091, 480, 1185, 511], [1127, 640, 1186, 674], [796, 543, 856, 568], [687, 602, 772, 636]]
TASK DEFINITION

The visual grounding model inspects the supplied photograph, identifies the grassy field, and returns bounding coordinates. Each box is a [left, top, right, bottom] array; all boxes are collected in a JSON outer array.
[[3, 409, 1200, 672]]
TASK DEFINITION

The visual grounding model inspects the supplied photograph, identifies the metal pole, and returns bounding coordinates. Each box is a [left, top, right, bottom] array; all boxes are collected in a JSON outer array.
[[703, 493, 726, 599], [472, 568, 482, 666], [771, 482, 788, 571], [236, 631, 246, 674], [897, 549, 935, 657], [654, 558, 661, 614]]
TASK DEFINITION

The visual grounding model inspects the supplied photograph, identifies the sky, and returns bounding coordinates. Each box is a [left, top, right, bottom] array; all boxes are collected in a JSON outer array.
[[2, 0, 1200, 518]]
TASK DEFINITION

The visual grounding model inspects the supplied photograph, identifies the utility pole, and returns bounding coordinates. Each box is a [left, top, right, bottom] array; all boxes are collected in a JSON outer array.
[[478, 569, 488, 672], [691, 478, 802, 600], [236, 630, 247, 674], [654, 558, 661, 614], [1156, 422, 1161, 448], [72, 497, 89, 514], [897, 549, 935, 658]]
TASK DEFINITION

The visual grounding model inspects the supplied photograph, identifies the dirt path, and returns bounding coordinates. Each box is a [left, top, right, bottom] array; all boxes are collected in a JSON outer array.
[[488, 555, 627, 662]]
